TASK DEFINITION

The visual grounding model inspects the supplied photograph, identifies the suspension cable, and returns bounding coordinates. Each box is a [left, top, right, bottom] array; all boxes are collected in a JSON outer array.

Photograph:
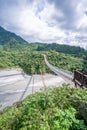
[[19, 75, 33, 101]]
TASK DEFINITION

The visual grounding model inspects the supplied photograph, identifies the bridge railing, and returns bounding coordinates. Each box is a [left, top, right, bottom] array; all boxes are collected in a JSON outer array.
[[44, 54, 73, 75], [44, 55, 73, 80], [44, 54, 87, 88]]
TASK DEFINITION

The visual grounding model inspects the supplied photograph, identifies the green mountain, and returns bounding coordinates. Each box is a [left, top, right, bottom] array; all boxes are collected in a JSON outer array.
[[0, 26, 28, 45], [0, 26, 86, 59], [36, 43, 85, 57]]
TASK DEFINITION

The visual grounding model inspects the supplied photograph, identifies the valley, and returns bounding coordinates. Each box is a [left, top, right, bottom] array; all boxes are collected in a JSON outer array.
[[0, 26, 87, 130], [0, 69, 65, 110]]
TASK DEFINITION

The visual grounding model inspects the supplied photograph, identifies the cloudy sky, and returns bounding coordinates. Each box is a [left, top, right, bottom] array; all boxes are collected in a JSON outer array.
[[0, 0, 87, 49]]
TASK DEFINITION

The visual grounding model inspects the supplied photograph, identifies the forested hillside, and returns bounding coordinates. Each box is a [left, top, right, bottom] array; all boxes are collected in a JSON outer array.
[[0, 47, 86, 74], [45, 51, 86, 72], [37, 43, 85, 58], [0, 50, 49, 74], [0, 35, 87, 73], [0, 26, 28, 45], [0, 41, 87, 73], [0, 26, 86, 58]]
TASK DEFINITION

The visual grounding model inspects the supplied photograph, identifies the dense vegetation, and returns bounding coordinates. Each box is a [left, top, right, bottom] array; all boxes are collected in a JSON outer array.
[[0, 26, 87, 72], [0, 48, 86, 74], [45, 51, 84, 72], [0, 50, 50, 74], [0, 85, 87, 130], [0, 27, 87, 130], [3, 40, 87, 71], [37, 43, 85, 58]]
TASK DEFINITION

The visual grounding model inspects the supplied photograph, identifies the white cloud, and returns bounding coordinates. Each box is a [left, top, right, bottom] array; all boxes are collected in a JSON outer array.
[[0, 0, 87, 49]]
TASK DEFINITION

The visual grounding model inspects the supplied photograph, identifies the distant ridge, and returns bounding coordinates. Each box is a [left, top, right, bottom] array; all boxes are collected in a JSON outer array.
[[0, 26, 28, 45]]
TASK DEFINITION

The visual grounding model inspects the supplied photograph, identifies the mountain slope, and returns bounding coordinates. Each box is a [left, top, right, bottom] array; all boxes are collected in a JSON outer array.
[[0, 26, 28, 45]]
